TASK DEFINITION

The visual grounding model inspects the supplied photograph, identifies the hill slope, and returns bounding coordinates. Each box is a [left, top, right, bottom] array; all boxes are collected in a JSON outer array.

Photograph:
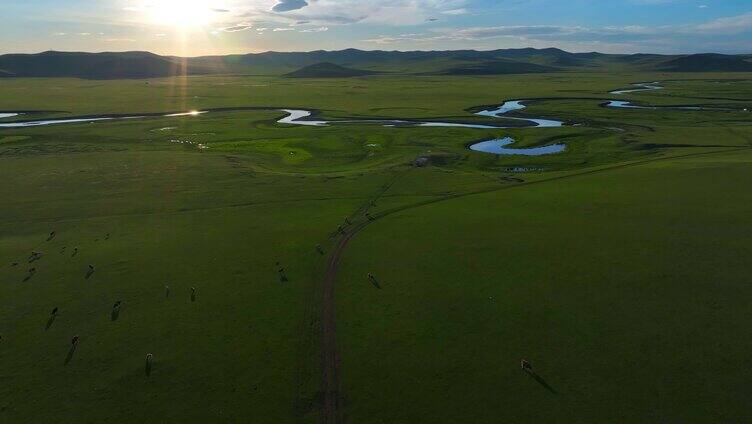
[[435, 59, 558, 75], [0, 51, 212, 79], [658, 53, 752, 72], [284, 62, 379, 78]]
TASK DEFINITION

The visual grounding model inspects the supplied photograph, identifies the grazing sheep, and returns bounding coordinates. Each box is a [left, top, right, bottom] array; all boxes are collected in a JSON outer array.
[[276, 262, 288, 282], [145, 353, 154, 375]]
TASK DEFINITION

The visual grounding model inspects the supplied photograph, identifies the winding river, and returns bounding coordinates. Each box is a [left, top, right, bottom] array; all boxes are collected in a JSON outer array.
[[469, 137, 566, 156], [0, 81, 726, 156], [609, 82, 664, 95], [603, 100, 702, 110], [0, 101, 566, 130]]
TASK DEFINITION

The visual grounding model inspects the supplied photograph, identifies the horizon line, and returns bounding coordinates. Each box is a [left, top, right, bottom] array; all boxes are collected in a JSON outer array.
[[2, 47, 751, 58]]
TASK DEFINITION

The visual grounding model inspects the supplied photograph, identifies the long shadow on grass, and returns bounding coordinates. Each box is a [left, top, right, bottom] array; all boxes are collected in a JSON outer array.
[[45, 315, 56, 330], [525, 370, 557, 394], [64, 346, 76, 365], [369, 277, 382, 289], [111, 309, 120, 322], [145, 360, 152, 376]]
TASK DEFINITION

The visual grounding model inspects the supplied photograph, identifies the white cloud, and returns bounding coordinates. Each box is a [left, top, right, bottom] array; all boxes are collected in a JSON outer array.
[[442, 8, 467, 15], [221, 23, 254, 32], [299, 26, 328, 32], [362, 11, 752, 54], [259, 0, 470, 26], [694, 12, 752, 34], [147, 0, 475, 39], [271, 0, 309, 13]]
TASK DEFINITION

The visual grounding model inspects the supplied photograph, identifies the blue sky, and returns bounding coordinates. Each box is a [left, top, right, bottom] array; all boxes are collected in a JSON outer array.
[[2, 0, 751, 55]]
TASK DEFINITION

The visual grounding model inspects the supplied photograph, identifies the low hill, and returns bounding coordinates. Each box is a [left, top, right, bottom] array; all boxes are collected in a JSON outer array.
[[658, 53, 752, 72], [284, 62, 379, 78], [435, 59, 558, 75], [0, 51, 212, 79]]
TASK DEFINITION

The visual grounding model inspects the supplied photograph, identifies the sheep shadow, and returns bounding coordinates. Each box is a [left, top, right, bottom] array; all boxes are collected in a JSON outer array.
[[45, 315, 57, 330], [110, 309, 120, 322], [145, 360, 152, 376], [23, 273, 35, 282], [64, 346, 76, 365], [368, 277, 382, 289], [85, 269, 94, 279], [525, 370, 557, 394]]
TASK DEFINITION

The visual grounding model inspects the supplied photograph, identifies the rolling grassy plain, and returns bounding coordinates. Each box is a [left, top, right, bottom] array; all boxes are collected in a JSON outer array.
[[1, 72, 751, 423]]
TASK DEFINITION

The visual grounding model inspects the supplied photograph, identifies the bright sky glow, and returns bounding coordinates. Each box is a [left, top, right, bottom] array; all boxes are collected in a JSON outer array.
[[144, 0, 218, 28], [1, 0, 751, 55]]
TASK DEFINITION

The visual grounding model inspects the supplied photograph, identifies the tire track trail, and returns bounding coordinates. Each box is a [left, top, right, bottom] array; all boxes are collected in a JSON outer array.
[[320, 170, 407, 423], [317, 146, 749, 423]]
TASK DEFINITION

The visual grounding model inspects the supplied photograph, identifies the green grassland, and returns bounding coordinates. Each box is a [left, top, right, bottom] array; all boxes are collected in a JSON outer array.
[[1, 72, 751, 423]]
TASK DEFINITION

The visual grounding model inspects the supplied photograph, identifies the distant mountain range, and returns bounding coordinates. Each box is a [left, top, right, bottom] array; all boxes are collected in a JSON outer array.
[[1, 48, 751, 79]]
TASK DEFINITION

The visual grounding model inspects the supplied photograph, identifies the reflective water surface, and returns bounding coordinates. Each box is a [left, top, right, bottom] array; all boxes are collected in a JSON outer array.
[[469, 137, 566, 156]]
